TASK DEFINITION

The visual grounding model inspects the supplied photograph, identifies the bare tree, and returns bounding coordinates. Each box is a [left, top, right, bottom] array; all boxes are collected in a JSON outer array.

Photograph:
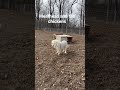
[[55, 0, 66, 16], [106, 0, 118, 23], [47, 0, 56, 31], [35, 0, 43, 20], [48, 0, 56, 16], [77, 0, 85, 34], [106, 0, 110, 22], [55, 0, 68, 30], [35, 0, 43, 29], [55, 0, 78, 32], [113, 0, 118, 23], [65, 0, 78, 33]]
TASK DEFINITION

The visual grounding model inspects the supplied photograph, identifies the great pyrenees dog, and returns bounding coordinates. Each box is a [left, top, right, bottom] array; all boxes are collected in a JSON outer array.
[[51, 39, 69, 55]]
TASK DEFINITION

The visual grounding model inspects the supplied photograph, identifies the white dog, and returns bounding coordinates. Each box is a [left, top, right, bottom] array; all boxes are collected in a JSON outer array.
[[51, 39, 69, 55]]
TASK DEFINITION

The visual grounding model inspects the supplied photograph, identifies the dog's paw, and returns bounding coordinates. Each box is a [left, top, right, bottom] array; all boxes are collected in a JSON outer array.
[[57, 53, 61, 55], [64, 52, 67, 54], [64, 51, 67, 54]]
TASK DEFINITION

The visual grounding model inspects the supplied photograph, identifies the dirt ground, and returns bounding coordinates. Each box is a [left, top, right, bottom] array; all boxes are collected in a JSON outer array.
[[86, 18, 120, 90], [35, 30, 85, 90], [0, 9, 34, 89]]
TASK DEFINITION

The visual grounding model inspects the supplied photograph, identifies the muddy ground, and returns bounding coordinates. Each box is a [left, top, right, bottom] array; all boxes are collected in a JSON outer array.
[[35, 30, 85, 90]]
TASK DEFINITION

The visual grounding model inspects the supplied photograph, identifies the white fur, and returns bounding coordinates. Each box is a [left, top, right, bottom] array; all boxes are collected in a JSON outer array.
[[51, 39, 69, 55]]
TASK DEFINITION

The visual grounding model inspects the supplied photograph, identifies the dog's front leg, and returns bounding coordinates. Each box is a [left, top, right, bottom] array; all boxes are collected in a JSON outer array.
[[56, 51, 58, 54], [58, 53, 60, 55], [56, 48, 60, 55], [62, 49, 65, 53], [64, 48, 67, 54], [56, 49, 58, 54], [64, 50, 67, 54], [57, 51, 60, 55], [58, 48, 61, 55]]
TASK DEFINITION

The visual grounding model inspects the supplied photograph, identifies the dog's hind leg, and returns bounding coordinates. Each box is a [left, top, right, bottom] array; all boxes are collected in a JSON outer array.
[[56, 51, 58, 54], [56, 48, 61, 55], [64, 50, 67, 54], [63, 49, 66, 54], [56, 49, 59, 54], [57, 50, 60, 55], [62, 49, 65, 53], [64, 47, 67, 54]]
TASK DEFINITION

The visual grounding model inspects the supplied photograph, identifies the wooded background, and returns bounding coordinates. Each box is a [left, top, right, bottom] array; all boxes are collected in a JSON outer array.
[[35, 0, 85, 35], [0, 0, 34, 12], [86, 0, 120, 23]]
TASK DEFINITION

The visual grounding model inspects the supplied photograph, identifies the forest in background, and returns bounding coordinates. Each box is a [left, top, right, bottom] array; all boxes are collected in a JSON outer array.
[[35, 0, 85, 34], [86, 0, 120, 23], [0, 0, 34, 12]]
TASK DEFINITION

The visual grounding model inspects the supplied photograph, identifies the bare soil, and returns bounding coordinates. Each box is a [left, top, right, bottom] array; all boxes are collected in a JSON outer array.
[[0, 9, 34, 89], [86, 18, 120, 90], [35, 30, 85, 90]]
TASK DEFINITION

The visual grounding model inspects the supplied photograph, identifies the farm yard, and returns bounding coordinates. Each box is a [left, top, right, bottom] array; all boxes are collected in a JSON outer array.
[[35, 30, 85, 90]]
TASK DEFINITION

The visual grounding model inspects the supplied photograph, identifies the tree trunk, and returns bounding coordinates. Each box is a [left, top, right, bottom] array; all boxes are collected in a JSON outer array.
[[8, 0, 10, 9], [37, 10, 40, 30], [106, 0, 110, 23], [59, 3, 62, 30], [113, 0, 117, 23]]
